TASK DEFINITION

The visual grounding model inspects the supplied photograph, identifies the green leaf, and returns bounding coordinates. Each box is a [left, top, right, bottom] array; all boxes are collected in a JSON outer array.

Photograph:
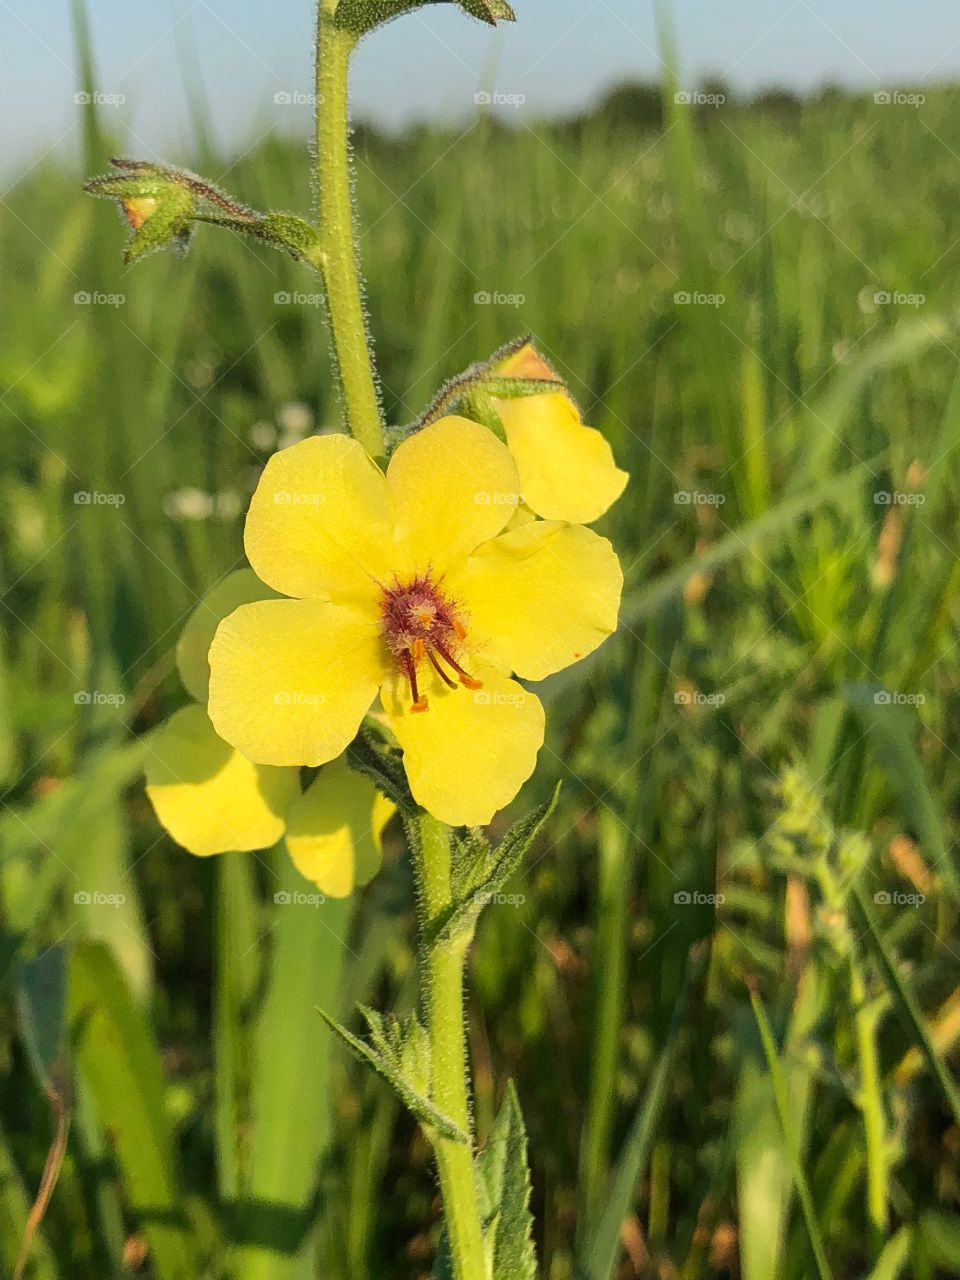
[[69, 942, 195, 1279], [16, 950, 69, 1098], [576, 954, 698, 1280], [843, 683, 960, 903], [450, 827, 493, 901], [917, 1212, 960, 1273], [0, 1123, 56, 1280], [14, 949, 71, 1280], [432, 785, 560, 945], [748, 988, 833, 1280], [851, 886, 960, 1129], [235, 864, 352, 1280], [620, 458, 878, 629], [333, 0, 514, 37], [432, 1081, 537, 1280], [477, 1082, 537, 1280], [865, 1227, 913, 1280], [318, 1006, 468, 1144]]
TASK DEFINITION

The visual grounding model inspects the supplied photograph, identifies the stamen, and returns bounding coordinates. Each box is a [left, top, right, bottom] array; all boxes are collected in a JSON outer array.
[[404, 649, 427, 713], [412, 638, 425, 660], [427, 650, 458, 689], [433, 640, 483, 691], [452, 618, 466, 640]]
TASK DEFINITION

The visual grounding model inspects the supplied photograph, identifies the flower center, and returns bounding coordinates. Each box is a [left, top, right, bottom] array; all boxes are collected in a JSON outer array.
[[379, 576, 482, 713]]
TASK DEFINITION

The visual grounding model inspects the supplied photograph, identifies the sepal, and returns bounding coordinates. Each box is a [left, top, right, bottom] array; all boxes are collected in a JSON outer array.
[[404, 336, 565, 446], [347, 718, 416, 812]]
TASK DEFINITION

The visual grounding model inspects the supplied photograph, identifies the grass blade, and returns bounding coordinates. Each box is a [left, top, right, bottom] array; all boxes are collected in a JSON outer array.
[[749, 987, 833, 1280], [69, 942, 196, 1279]]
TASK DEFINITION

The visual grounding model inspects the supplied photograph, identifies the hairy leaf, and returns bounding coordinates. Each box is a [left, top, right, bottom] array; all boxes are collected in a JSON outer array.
[[319, 1007, 468, 1144], [433, 784, 560, 945]]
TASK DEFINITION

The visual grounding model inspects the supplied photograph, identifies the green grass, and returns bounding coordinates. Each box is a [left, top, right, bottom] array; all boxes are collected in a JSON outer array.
[[2, 53, 960, 1280]]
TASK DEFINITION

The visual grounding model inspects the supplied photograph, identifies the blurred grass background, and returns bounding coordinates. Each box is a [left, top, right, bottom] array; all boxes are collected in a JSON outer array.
[[2, 10, 960, 1277]]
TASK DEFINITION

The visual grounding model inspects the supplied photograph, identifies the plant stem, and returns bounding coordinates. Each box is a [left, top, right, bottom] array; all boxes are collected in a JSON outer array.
[[314, 2, 383, 456], [414, 814, 486, 1280], [851, 957, 888, 1244]]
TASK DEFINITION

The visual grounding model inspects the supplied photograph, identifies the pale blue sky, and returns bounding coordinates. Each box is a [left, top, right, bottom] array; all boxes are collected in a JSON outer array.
[[4, 0, 960, 170]]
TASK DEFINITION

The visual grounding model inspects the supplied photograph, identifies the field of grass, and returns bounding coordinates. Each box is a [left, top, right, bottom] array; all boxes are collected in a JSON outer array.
[[2, 24, 960, 1279]]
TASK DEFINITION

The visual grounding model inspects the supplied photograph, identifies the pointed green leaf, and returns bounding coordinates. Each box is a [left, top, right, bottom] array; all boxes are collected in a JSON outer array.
[[334, 0, 514, 37], [433, 1082, 537, 1280], [361, 1006, 432, 1097], [451, 828, 493, 901], [433, 784, 560, 945], [318, 1007, 468, 1144], [478, 1082, 537, 1280]]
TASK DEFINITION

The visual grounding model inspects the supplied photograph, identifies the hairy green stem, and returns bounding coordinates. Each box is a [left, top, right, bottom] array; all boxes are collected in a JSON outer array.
[[315, 2, 383, 455], [851, 958, 887, 1244], [415, 814, 486, 1280]]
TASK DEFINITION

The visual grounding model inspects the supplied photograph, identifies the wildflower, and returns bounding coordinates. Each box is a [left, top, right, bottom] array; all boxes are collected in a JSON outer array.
[[489, 342, 628, 524], [207, 417, 622, 827], [145, 570, 392, 896]]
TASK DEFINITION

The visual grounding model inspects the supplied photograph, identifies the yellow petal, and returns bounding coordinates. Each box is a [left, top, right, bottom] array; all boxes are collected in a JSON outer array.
[[145, 705, 297, 855], [382, 664, 544, 827], [176, 569, 278, 703], [387, 416, 520, 577], [492, 392, 628, 524], [284, 759, 394, 898], [244, 434, 393, 605], [450, 521, 622, 681], [207, 598, 387, 767]]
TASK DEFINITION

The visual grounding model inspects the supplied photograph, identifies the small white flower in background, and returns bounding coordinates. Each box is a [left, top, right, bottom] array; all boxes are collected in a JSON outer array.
[[249, 421, 277, 451], [276, 401, 313, 440], [215, 490, 243, 520], [164, 488, 215, 521], [163, 489, 242, 522]]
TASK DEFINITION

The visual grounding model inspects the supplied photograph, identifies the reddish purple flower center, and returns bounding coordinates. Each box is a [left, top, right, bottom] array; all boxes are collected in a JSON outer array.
[[379, 576, 482, 712]]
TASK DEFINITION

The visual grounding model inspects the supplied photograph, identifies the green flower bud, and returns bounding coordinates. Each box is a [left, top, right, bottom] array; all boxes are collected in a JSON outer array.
[[84, 159, 205, 264], [85, 159, 323, 267]]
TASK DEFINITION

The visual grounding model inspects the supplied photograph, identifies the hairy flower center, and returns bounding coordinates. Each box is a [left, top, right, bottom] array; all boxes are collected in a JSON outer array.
[[379, 576, 482, 713]]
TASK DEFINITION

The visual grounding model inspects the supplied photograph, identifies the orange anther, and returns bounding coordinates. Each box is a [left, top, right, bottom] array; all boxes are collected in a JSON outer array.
[[452, 618, 466, 640], [459, 675, 483, 691], [412, 638, 425, 660], [411, 697, 429, 713]]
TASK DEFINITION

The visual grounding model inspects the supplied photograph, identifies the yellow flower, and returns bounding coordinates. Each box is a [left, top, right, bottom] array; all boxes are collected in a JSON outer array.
[[145, 703, 296, 856], [490, 342, 628, 525], [206, 417, 623, 827], [145, 570, 393, 897]]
